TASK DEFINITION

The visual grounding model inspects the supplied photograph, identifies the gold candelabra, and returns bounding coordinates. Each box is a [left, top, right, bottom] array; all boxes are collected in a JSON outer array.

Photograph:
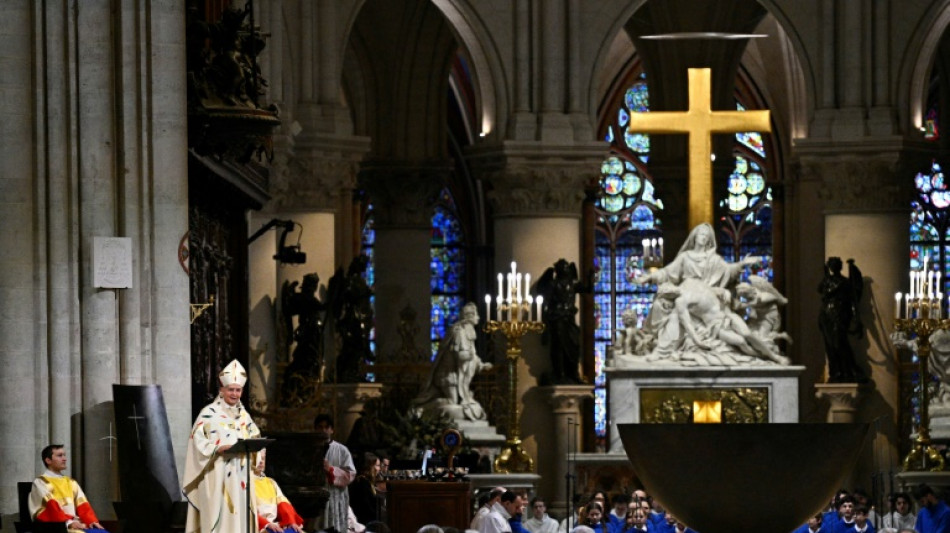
[[894, 293, 946, 471], [484, 262, 544, 473]]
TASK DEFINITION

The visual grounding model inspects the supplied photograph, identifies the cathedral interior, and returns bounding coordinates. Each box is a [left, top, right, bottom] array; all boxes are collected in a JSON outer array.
[[4, 0, 950, 529]]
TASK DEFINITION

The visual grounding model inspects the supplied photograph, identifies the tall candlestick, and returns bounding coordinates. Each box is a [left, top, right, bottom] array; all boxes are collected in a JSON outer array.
[[895, 292, 902, 319], [485, 294, 492, 321]]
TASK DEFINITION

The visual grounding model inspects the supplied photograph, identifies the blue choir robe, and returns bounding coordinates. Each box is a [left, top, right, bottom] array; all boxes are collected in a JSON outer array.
[[917, 500, 950, 533]]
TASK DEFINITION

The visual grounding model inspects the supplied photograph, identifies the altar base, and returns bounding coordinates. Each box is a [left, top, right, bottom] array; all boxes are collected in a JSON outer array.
[[606, 365, 805, 453]]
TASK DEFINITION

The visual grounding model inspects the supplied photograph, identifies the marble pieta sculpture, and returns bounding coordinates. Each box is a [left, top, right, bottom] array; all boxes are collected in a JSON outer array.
[[614, 223, 791, 367]]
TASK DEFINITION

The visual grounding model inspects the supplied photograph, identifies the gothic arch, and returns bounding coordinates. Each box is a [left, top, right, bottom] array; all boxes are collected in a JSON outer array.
[[588, 1, 813, 144], [900, 0, 950, 133], [429, 0, 509, 139], [344, 0, 458, 160]]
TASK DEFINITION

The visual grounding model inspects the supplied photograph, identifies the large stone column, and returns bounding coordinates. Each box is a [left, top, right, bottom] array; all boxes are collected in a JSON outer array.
[[798, 146, 919, 486], [249, 137, 368, 408], [359, 162, 449, 368], [472, 143, 602, 500], [540, 385, 594, 515], [0, 1, 191, 518]]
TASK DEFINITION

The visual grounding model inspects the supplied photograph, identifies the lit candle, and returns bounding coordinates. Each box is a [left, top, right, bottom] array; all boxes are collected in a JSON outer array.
[[895, 292, 902, 319], [905, 292, 910, 318], [536, 296, 544, 322], [651, 238, 657, 259], [910, 271, 915, 299], [642, 238, 650, 258], [485, 294, 492, 322], [496, 295, 504, 321], [498, 273, 503, 300], [506, 273, 512, 303], [658, 237, 664, 259], [937, 270, 942, 296], [526, 294, 534, 320], [516, 273, 523, 303], [525, 273, 531, 296]]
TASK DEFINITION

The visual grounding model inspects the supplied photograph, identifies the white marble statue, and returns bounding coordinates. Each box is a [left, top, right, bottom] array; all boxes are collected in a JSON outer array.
[[614, 223, 791, 367], [412, 302, 493, 421], [891, 329, 950, 407]]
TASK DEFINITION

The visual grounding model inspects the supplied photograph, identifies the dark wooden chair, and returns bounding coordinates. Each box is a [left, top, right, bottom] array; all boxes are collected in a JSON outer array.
[[15, 481, 67, 533]]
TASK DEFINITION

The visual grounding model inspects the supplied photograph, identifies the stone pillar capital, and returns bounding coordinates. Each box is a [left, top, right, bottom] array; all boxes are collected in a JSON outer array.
[[358, 160, 452, 228], [815, 382, 871, 423], [792, 142, 932, 214], [269, 133, 370, 211], [468, 142, 604, 217], [541, 384, 595, 413]]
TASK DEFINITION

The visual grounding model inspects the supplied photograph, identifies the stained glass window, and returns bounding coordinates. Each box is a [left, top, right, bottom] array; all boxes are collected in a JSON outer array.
[[594, 73, 663, 439], [431, 189, 466, 359], [361, 205, 377, 380], [718, 102, 774, 282]]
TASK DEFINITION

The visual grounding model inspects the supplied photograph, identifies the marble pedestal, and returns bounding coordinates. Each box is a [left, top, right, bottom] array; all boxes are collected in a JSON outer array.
[[928, 403, 950, 440], [605, 365, 805, 453]]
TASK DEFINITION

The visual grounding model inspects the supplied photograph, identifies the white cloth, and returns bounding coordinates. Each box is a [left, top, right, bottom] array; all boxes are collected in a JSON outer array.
[[471, 506, 491, 530], [479, 502, 513, 533], [882, 510, 916, 530], [523, 514, 559, 533], [321, 440, 356, 533], [183, 396, 261, 533]]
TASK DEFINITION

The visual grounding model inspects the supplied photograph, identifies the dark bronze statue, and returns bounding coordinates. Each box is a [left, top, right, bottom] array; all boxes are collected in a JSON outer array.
[[536, 259, 591, 385], [279, 273, 326, 405], [328, 256, 375, 383], [818, 257, 867, 383]]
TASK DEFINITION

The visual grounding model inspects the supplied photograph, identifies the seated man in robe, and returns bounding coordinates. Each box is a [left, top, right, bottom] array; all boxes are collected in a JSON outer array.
[[29, 444, 108, 532], [254, 450, 305, 533]]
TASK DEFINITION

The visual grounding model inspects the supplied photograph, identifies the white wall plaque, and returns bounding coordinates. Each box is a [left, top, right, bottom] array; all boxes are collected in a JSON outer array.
[[93, 237, 133, 289]]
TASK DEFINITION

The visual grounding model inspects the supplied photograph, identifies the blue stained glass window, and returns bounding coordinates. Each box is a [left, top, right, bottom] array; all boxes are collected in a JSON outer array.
[[718, 103, 774, 282], [361, 205, 377, 379], [593, 72, 663, 439], [431, 190, 466, 359]]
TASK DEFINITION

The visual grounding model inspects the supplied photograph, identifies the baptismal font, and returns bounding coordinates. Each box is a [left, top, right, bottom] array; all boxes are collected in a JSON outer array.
[[483, 262, 544, 473], [894, 258, 947, 471]]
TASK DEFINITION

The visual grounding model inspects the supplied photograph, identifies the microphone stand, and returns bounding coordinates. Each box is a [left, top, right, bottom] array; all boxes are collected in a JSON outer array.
[[565, 417, 577, 531]]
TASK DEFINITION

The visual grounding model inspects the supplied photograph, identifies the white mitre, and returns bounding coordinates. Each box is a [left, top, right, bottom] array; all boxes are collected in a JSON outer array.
[[219, 359, 247, 387]]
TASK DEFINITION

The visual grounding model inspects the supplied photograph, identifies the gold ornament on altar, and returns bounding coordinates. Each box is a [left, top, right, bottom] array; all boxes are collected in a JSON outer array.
[[626, 68, 771, 228], [483, 261, 545, 473]]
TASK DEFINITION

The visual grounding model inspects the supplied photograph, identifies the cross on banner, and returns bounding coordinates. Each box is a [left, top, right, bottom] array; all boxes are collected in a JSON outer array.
[[626, 68, 771, 228], [128, 404, 146, 451], [99, 422, 117, 462]]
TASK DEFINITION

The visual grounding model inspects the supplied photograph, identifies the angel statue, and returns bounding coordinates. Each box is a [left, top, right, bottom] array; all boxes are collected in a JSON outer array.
[[327, 255, 375, 383], [535, 259, 592, 384], [818, 257, 866, 382], [278, 273, 326, 405]]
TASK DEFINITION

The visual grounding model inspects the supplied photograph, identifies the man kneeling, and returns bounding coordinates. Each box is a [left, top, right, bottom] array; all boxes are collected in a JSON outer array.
[[29, 444, 107, 532]]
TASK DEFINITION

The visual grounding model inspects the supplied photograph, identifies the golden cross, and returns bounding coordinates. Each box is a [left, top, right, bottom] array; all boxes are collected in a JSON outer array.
[[627, 68, 771, 228]]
